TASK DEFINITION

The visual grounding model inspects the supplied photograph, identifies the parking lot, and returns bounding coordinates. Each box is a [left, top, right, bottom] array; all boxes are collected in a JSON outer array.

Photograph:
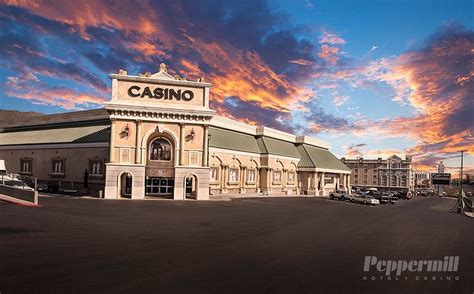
[[0, 196, 473, 294]]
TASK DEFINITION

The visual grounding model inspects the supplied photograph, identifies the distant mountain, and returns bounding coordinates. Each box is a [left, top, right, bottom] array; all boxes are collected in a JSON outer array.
[[0, 109, 43, 123]]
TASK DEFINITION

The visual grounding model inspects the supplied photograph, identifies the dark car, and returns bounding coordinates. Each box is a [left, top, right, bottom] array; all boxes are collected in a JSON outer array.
[[389, 196, 399, 204]]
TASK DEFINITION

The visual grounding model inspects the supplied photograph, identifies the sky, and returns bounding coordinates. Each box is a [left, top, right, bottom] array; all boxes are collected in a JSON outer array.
[[0, 0, 473, 176]]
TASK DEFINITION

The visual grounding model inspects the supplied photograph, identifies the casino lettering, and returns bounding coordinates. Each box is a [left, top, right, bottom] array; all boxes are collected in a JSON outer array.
[[128, 85, 194, 101]]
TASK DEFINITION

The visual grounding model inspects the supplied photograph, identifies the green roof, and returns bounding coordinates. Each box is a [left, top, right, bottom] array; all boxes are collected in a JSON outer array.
[[209, 127, 260, 154], [256, 136, 301, 158], [297, 144, 350, 171], [0, 124, 110, 146]]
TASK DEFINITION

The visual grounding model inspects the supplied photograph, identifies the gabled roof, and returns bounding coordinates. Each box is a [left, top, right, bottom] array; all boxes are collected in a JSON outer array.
[[0, 124, 110, 146], [256, 136, 301, 158], [297, 144, 350, 172], [209, 126, 260, 154]]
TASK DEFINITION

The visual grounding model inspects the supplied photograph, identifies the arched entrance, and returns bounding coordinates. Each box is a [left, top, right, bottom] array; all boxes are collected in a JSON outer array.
[[119, 172, 133, 198], [184, 174, 198, 199]]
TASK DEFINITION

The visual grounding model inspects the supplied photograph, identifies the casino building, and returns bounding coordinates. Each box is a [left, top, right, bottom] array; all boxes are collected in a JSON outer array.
[[0, 64, 351, 200]]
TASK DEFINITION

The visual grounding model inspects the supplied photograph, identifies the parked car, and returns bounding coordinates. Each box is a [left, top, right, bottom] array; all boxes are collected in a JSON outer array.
[[373, 193, 390, 204], [330, 190, 349, 201], [37, 183, 48, 192], [352, 194, 380, 205], [4, 180, 35, 191], [389, 196, 399, 204]]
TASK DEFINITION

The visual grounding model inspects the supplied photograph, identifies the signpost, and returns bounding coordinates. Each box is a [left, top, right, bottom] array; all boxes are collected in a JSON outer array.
[[431, 173, 451, 185], [432, 173, 451, 197]]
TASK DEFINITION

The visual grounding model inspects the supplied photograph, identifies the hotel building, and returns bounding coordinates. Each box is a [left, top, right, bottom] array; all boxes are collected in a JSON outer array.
[[0, 64, 351, 200], [341, 155, 414, 191]]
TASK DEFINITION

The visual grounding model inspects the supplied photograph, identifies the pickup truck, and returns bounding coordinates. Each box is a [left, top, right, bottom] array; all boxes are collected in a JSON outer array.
[[351, 194, 380, 205], [329, 190, 349, 201]]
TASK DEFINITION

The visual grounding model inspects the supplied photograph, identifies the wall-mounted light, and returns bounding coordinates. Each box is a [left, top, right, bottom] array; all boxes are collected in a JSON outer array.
[[120, 125, 130, 138], [185, 128, 195, 142]]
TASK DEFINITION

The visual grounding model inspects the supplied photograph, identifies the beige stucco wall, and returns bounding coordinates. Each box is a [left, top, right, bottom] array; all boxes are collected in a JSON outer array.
[[0, 146, 109, 191]]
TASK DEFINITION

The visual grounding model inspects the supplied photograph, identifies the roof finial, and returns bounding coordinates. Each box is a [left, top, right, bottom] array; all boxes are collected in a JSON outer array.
[[159, 63, 167, 73]]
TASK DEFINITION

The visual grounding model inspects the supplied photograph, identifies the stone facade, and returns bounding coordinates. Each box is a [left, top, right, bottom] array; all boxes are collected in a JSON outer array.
[[341, 155, 414, 191]]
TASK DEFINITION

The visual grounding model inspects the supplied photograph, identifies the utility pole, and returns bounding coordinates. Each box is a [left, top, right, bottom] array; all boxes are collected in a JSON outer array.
[[388, 158, 391, 193], [456, 150, 465, 212], [460, 150, 464, 197]]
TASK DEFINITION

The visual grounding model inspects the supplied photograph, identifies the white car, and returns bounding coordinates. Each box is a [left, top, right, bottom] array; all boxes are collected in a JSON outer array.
[[352, 194, 380, 205]]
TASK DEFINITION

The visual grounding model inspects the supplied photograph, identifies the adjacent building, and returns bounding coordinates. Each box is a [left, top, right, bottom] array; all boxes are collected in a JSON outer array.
[[341, 155, 413, 191], [0, 64, 351, 200], [414, 172, 432, 189]]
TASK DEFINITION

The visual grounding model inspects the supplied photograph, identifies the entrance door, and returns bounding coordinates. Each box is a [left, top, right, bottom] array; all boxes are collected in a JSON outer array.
[[146, 177, 174, 197], [185, 177, 193, 198], [120, 172, 132, 198]]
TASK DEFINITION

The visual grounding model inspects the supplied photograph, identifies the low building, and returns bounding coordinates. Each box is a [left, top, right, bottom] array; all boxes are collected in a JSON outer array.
[[341, 155, 413, 191], [0, 64, 351, 200], [414, 172, 432, 189]]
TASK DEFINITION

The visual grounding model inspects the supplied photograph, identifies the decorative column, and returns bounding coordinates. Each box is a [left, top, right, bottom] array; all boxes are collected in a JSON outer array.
[[221, 165, 228, 193], [264, 168, 271, 194], [313, 172, 318, 196], [321, 172, 325, 196], [256, 167, 260, 193], [240, 166, 246, 193], [202, 125, 209, 167], [109, 118, 116, 163], [135, 120, 142, 164], [179, 123, 185, 166]]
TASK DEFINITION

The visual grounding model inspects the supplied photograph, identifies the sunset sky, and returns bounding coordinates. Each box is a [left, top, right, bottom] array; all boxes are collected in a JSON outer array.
[[0, 0, 473, 175]]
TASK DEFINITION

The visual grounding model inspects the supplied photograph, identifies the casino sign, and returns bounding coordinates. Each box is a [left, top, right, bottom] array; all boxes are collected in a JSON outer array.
[[128, 85, 194, 101]]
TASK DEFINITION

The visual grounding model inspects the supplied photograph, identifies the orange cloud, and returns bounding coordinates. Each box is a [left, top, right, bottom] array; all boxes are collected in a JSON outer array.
[[318, 44, 340, 65]]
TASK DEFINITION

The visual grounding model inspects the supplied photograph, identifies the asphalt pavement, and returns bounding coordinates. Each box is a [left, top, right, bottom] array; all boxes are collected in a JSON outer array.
[[0, 196, 472, 294]]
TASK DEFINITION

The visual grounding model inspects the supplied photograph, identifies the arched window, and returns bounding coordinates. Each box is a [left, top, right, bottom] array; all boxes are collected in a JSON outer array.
[[149, 138, 172, 161]]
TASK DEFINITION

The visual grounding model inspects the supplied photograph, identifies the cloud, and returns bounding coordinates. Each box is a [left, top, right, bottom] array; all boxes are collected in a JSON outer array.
[[324, 24, 473, 171], [5, 72, 106, 109], [320, 31, 346, 45], [1, 0, 325, 125], [289, 59, 313, 66], [333, 95, 349, 107], [370, 45, 378, 53], [318, 44, 341, 65]]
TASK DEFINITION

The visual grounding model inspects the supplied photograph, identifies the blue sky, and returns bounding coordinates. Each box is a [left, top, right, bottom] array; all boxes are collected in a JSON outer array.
[[0, 0, 472, 174]]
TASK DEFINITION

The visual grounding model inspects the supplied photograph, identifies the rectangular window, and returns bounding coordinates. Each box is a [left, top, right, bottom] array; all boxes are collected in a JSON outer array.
[[189, 151, 199, 166], [273, 170, 282, 184], [51, 158, 65, 175], [209, 167, 219, 182], [89, 160, 103, 175], [287, 171, 295, 183], [228, 168, 239, 183], [120, 148, 130, 164], [20, 158, 32, 174], [246, 169, 256, 183]]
